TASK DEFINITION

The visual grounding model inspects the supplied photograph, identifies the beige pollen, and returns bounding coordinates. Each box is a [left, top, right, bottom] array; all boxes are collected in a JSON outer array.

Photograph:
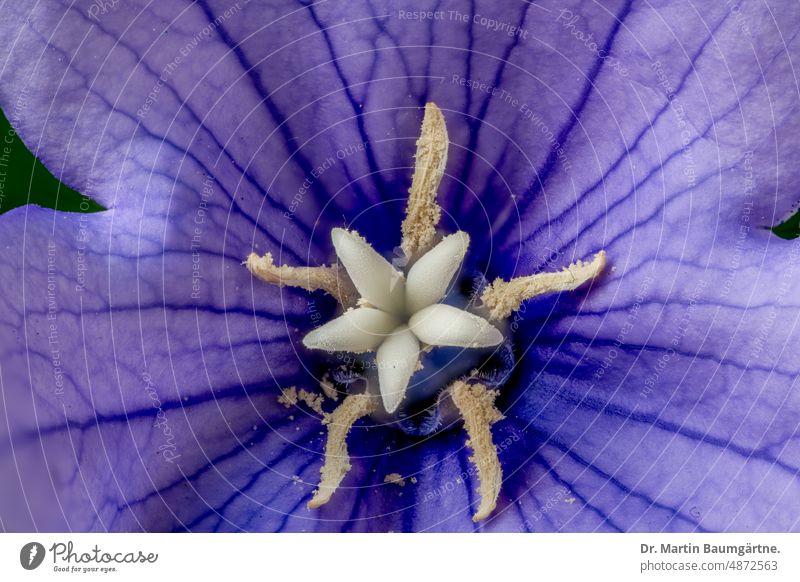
[[278, 386, 327, 417], [319, 373, 339, 401], [277, 386, 299, 408], [383, 473, 406, 487]]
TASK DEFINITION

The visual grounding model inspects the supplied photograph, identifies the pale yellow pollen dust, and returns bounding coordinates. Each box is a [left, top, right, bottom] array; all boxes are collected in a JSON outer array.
[[278, 386, 326, 416], [383, 473, 406, 487], [319, 373, 339, 401], [277, 386, 298, 408]]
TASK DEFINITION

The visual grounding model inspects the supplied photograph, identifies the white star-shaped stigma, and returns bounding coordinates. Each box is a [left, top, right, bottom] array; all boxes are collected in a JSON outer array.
[[303, 228, 502, 414]]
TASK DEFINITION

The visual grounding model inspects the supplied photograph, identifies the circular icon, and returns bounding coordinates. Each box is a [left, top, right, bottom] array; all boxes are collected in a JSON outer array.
[[19, 542, 46, 570]]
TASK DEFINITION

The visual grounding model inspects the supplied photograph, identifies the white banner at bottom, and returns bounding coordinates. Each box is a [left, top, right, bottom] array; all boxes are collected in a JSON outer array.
[[1, 533, 798, 581]]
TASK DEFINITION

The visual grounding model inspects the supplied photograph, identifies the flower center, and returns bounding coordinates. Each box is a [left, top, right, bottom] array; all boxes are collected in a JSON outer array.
[[302, 227, 503, 414], [246, 102, 607, 521]]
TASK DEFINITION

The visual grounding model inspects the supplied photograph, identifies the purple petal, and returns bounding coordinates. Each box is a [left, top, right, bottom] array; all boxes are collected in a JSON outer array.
[[491, 1, 800, 531], [0, 201, 319, 530]]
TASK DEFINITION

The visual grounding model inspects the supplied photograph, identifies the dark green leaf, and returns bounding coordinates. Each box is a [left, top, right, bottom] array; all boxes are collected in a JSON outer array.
[[0, 106, 104, 214], [771, 208, 800, 240]]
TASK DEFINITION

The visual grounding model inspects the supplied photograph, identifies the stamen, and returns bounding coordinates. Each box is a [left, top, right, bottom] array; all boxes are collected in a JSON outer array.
[[401, 102, 449, 260], [481, 251, 607, 321], [246, 252, 358, 307], [307, 393, 378, 509], [449, 381, 504, 522]]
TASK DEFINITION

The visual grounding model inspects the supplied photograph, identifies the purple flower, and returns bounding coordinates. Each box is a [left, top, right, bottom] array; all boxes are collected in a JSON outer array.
[[1, 0, 799, 532]]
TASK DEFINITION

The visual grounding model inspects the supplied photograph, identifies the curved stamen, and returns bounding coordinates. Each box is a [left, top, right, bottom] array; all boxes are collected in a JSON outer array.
[[401, 103, 449, 261], [450, 381, 504, 522], [246, 252, 358, 307], [307, 393, 378, 509], [481, 251, 607, 321]]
